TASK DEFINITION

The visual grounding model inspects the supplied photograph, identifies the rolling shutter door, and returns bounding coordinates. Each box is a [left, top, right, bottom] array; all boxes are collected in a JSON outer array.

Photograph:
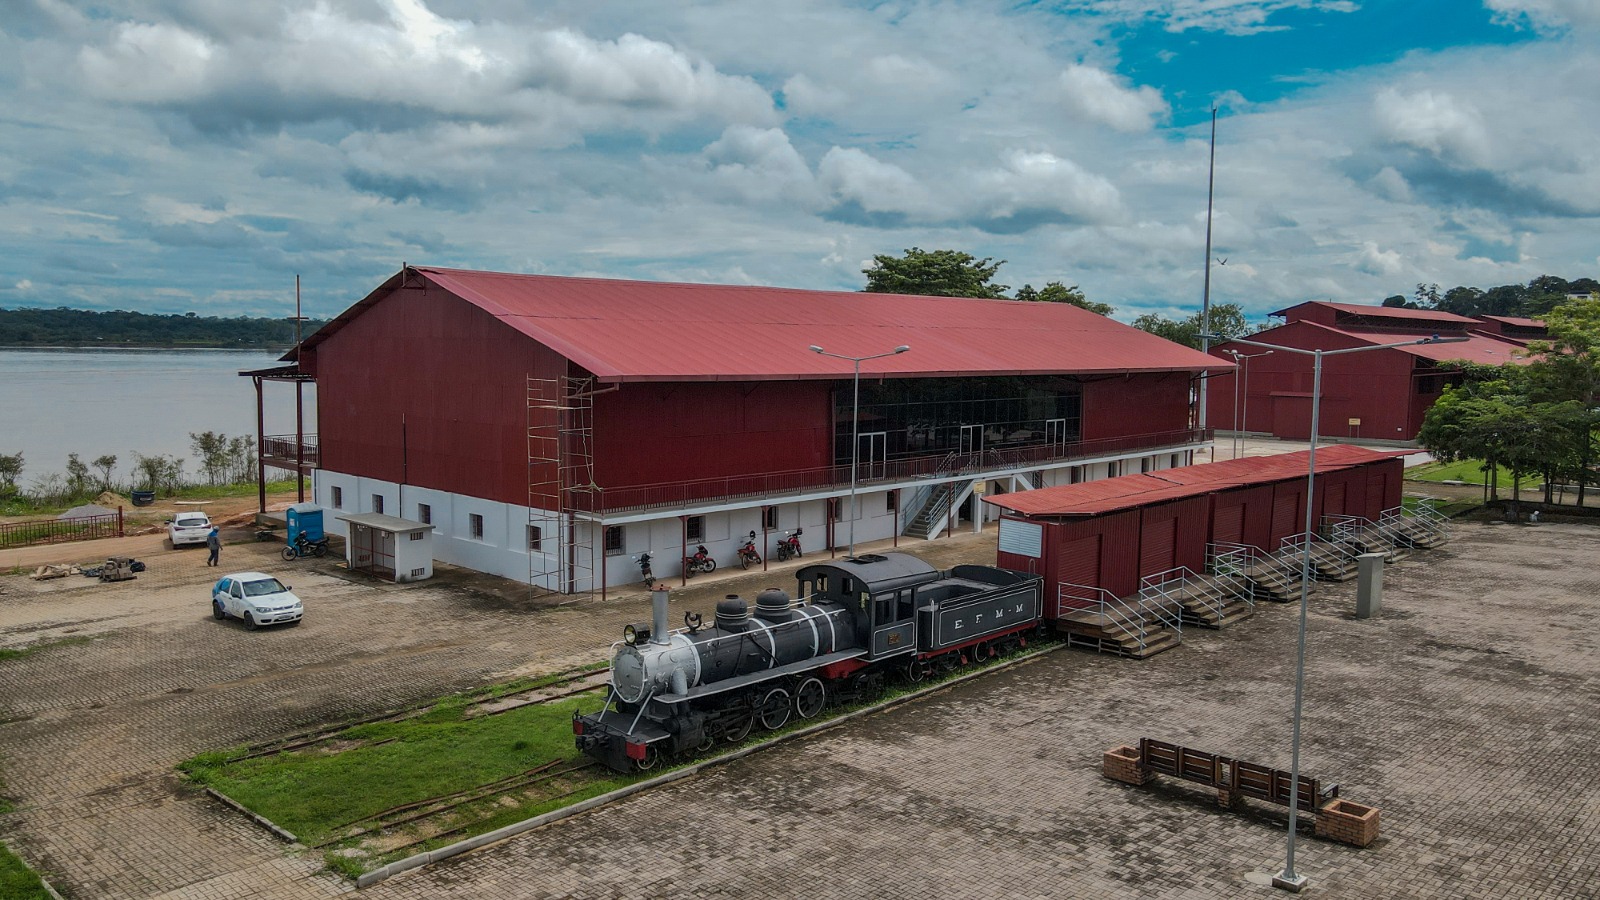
[[1213, 504, 1243, 544], [1271, 492, 1299, 541], [1140, 516, 1177, 576], [1056, 534, 1102, 600], [1324, 483, 1347, 518]]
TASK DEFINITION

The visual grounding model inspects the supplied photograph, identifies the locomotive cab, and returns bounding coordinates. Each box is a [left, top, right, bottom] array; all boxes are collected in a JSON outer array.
[[796, 553, 942, 662]]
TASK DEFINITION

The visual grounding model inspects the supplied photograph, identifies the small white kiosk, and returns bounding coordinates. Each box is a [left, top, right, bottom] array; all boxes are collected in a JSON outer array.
[[335, 513, 437, 583]]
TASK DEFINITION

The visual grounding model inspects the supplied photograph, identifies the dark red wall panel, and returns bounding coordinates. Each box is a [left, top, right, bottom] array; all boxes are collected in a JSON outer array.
[[1080, 373, 1191, 442], [1138, 496, 1209, 578], [591, 381, 831, 488], [316, 281, 565, 506]]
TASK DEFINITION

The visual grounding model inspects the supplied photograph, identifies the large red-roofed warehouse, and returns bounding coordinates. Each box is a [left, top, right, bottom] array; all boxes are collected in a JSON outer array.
[[273, 266, 1228, 591], [1206, 301, 1535, 442]]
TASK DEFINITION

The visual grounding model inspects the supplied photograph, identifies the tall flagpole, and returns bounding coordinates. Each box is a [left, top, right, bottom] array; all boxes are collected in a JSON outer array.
[[1198, 106, 1218, 443]]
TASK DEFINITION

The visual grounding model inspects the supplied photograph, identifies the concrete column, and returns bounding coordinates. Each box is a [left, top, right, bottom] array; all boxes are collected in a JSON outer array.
[[1355, 552, 1385, 619]]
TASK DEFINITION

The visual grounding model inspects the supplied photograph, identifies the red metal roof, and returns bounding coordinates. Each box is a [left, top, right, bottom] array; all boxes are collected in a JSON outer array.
[[984, 445, 1404, 516], [1272, 301, 1479, 324], [1332, 329, 1531, 365], [298, 266, 1230, 384], [1477, 315, 1546, 329]]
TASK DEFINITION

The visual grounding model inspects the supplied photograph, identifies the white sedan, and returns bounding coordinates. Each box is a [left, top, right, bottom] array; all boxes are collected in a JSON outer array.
[[169, 512, 212, 548], [211, 572, 304, 630]]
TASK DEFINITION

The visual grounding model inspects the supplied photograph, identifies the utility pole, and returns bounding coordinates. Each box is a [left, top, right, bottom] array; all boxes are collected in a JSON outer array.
[[1198, 105, 1218, 445]]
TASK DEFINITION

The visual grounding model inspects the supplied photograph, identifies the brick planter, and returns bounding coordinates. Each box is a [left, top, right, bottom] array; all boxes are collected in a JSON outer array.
[[1103, 745, 1153, 785], [1315, 798, 1380, 847]]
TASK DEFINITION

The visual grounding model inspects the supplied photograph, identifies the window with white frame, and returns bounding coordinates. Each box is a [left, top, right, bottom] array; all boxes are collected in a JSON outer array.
[[417, 503, 431, 525], [372, 494, 385, 514], [886, 489, 899, 513], [604, 525, 625, 556], [686, 516, 705, 542], [763, 506, 779, 530], [528, 525, 543, 552], [331, 486, 343, 508], [469, 513, 484, 540]]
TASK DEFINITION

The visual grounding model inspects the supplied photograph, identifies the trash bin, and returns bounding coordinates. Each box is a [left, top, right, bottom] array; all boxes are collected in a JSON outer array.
[[131, 491, 156, 507]]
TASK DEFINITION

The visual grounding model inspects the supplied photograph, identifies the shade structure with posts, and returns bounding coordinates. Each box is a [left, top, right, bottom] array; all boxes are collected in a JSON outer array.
[[1224, 349, 1272, 460], [1204, 331, 1468, 893], [808, 343, 911, 557]]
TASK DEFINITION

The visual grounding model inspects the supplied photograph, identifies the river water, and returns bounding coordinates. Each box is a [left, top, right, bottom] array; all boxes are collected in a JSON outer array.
[[0, 348, 317, 482]]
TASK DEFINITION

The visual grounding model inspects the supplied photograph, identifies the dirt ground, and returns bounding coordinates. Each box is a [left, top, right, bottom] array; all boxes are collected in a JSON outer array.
[[1, 515, 1598, 898]]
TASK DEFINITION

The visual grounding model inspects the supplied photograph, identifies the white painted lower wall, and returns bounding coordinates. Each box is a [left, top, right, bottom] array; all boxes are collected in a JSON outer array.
[[312, 443, 1204, 592]]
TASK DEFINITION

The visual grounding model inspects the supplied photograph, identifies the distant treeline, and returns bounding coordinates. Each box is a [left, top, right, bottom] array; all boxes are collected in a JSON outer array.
[[1386, 274, 1600, 318], [0, 307, 328, 349]]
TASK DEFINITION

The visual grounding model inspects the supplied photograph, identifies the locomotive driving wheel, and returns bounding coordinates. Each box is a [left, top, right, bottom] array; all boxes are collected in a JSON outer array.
[[723, 712, 754, 743], [794, 677, 826, 719], [903, 659, 927, 684], [757, 687, 792, 731]]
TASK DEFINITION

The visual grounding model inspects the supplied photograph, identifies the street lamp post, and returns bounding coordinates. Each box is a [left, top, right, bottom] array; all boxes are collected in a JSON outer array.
[[1208, 331, 1468, 893], [1225, 349, 1272, 460], [809, 343, 911, 557]]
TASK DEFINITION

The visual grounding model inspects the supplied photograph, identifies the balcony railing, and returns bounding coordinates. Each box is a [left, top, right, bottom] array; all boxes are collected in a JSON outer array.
[[576, 427, 1210, 515], [261, 433, 319, 471]]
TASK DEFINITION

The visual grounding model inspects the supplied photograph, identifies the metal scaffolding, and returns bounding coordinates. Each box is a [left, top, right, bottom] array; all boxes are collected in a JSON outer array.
[[527, 375, 600, 595]]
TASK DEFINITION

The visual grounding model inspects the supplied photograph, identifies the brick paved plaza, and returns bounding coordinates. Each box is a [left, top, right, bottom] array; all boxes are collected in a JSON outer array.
[[1, 519, 1597, 898]]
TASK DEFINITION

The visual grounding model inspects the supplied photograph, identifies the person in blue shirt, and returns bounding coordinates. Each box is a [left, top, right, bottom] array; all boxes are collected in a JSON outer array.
[[206, 526, 221, 567]]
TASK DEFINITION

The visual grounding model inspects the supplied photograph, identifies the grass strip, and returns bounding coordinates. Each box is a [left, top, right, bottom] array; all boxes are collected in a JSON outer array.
[[0, 636, 92, 664], [1406, 459, 1506, 485], [0, 842, 54, 900]]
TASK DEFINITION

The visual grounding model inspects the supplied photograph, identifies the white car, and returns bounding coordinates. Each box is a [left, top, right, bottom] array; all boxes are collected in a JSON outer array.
[[169, 512, 213, 548], [211, 572, 304, 630]]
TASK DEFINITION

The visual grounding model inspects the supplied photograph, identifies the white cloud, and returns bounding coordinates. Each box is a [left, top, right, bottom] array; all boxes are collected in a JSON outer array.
[[1486, 0, 1600, 31], [1367, 166, 1413, 202], [968, 149, 1125, 224], [1059, 65, 1169, 132], [817, 147, 938, 217], [1051, 0, 1360, 36], [79, 22, 216, 102], [702, 126, 817, 203], [1373, 88, 1491, 168], [1356, 241, 1404, 276]]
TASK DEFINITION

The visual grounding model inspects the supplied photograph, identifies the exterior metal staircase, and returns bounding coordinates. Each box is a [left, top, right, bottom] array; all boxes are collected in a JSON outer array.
[[1139, 563, 1255, 630], [1212, 539, 1319, 603], [1053, 583, 1183, 659]]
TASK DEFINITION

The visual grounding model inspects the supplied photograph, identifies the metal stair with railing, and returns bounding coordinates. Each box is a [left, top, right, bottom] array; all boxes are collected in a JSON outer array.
[[1385, 504, 1450, 549], [1212, 539, 1319, 603], [1138, 564, 1255, 630], [904, 481, 959, 539], [1053, 583, 1183, 659]]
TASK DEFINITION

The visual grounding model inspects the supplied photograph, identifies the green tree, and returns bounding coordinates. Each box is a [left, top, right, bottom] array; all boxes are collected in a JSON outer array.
[[1131, 302, 1251, 349], [1414, 283, 1441, 309], [1013, 281, 1112, 315], [92, 454, 118, 492], [191, 431, 230, 486], [0, 451, 21, 499], [863, 248, 1009, 298], [65, 453, 91, 498], [1381, 294, 1414, 309]]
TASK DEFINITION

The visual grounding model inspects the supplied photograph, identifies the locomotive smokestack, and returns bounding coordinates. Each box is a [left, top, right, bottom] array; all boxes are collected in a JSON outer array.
[[651, 584, 670, 645]]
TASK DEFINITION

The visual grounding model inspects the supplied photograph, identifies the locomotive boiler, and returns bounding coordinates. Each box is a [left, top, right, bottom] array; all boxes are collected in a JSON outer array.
[[574, 553, 1043, 772]]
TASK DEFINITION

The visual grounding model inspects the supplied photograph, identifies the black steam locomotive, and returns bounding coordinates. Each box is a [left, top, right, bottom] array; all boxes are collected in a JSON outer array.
[[574, 553, 1044, 772]]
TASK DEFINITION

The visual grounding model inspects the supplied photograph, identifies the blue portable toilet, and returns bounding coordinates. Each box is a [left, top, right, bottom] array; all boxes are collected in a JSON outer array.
[[285, 503, 325, 545]]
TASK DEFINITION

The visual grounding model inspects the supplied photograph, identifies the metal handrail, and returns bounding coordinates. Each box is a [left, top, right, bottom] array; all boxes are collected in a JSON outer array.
[[576, 427, 1212, 515], [1057, 581, 1180, 654], [1140, 565, 1226, 623]]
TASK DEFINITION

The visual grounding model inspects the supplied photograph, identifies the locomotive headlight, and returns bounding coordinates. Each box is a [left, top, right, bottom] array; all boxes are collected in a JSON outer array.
[[623, 622, 651, 645]]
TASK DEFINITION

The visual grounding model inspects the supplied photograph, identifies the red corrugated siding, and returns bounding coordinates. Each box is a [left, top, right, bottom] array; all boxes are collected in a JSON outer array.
[[1362, 459, 1403, 519], [1040, 510, 1141, 600], [316, 282, 564, 506], [1081, 372, 1191, 441], [1271, 481, 1306, 545], [592, 381, 831, 487], [1138, 495, 1208, 578]]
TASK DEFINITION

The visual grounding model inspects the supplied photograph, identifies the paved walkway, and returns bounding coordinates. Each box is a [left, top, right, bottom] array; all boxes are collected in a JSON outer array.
[[3, 515, 1598, 898]]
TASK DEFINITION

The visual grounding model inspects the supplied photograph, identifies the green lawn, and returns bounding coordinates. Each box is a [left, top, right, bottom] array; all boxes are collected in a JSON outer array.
[[0, 842, 53, 900], [1407, 459, 1506, 485], [180, 691, 607, 847]]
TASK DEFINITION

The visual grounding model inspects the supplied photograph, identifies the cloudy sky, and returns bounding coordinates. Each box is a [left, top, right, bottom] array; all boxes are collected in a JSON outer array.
[[2, 0, 1597, 323]]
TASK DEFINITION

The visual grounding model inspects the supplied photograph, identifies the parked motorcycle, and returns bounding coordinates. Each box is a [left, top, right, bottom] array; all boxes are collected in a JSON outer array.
[[774, 528, 804, 562], [736, 531, 762, 569], [635, 553, 655, 587], [281, 530, 330, 561], [684, 544, 717, 578]]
